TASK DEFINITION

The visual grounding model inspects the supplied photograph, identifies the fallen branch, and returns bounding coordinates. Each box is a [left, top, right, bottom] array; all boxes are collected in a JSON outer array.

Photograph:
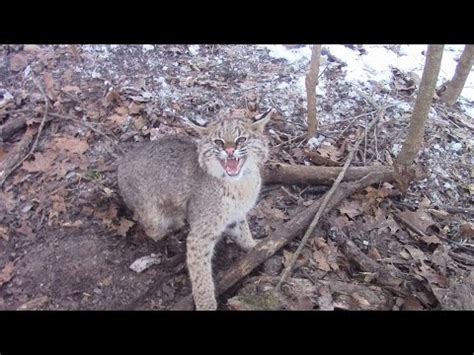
[[172, 169, 394, 310], [0, 74, 49, 187], [262, 164, 391, 185], [276, 107, 387, 290], [0, 116, 27, 144]]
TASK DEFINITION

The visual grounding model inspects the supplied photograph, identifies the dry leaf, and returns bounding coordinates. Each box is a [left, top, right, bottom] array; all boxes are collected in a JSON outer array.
[[317, 144, 342, 162], [62, 85, 81, 94], [313, 249, 331, 272], [115, 106, 129, 115], [0, 225, 9, 241], [99, 276, 113, 287], [128, 102, 143, 114], [54, 136, 89, 155], [0, 262, 15, 286], [398, 209, 436, 234], [420, 235, 442, 246], [133, 116, 147, 130], [459, 223, 474, 239], [338, 200, 364, 219], [332, 215, 352, 230], [116, 218, 134, 236], [10, 53, 27, 72], [108, 114, 128, 126], [22, 151, 56, 173], [402, 295, 424, 310], [17, 221, 34, 238]]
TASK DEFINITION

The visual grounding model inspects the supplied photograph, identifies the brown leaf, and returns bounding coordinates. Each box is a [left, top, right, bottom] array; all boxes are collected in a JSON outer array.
[[398, 209, 436, 234], [0, 262, 15, 286], [313, 249, 331, 272], [0, 190, 16, 213], [128, 102, 143, 115], [54, 136, 89, 155], [116, 218, 134, 236], [10, 53, 28, 72], [459, 223, 474, 239], [99, 276, 113, 287], [420, 235, 442, 246], [62, 85, 81, 94], [0, 225, 9, 241], [22, 151, 56, 173], [317, 144, 342, 162], [115, 106, 129, 115], [338, 200, 364, 219], [133, 116, 147, 130], [108, 113, 128, 126], [17, 221, 34, 238], [404, 245, 427, 262], [417, 263, 448, 288], [401, 295, 424, 310], [332, 215, 352, 230]]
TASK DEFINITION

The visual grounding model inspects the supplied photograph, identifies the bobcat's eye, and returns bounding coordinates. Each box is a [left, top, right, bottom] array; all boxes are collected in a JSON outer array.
[[214, 139, 224, 147], [235, 136, 247, 145]]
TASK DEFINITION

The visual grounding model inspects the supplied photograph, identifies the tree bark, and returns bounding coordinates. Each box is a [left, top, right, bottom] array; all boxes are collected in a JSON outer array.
[[395, 45, 444, 167], [440, 45, 474, 106], [0, 116, 28, 144], [262, 163, 392, 185], [306, 45, 321, 138]]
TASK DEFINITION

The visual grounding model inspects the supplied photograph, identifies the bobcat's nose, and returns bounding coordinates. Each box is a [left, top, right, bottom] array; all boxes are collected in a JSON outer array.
[[225, 147, 235, 157]]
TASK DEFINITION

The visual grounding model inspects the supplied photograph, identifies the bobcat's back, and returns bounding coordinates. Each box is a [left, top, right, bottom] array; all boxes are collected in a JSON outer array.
[[118, 136, 201, 214]]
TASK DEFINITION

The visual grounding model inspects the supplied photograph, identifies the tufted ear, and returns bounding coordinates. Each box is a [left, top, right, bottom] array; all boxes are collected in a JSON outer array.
[[185, 117, 209, 136], [251, 108, 275, 133]]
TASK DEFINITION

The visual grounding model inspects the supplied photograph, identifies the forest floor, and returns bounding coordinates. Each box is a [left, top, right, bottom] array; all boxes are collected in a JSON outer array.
[[0, 44, 472, 310]]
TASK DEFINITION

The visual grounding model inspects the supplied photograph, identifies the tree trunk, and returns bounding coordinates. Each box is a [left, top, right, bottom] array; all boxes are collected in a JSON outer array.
[[440, 45, 474, 106], [395, 45, 444, 167], [306, 45, 321, 139]]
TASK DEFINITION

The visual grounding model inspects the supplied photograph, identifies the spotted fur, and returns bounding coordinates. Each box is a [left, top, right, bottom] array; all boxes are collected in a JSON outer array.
[[118, 110, 273, 310]]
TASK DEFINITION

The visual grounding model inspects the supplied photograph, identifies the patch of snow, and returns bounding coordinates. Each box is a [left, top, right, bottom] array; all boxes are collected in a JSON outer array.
[[449, 142, 463, 152], [188, 45, 200, 56], [307, 135, 326, 149], [259, 45, 312, 64], [142, 45, 154, 52]]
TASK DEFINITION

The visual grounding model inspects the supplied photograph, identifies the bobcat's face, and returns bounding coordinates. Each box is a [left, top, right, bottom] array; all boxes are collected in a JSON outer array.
[[195, 110, 273, 180]]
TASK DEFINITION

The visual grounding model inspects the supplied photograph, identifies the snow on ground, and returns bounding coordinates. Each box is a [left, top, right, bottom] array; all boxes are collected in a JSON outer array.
[[260, 45, 474, 118]]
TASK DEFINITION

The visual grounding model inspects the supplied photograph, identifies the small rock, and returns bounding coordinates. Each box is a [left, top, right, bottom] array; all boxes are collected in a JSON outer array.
[[129, 254, 161, 273]]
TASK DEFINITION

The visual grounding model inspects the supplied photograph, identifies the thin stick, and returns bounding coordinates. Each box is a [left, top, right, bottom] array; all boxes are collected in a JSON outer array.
[[0, 74, 49, 187], [275, 106, 386, 291]]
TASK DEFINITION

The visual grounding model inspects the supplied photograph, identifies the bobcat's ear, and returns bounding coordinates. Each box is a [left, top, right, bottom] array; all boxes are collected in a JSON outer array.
[[251, 108, 275, 133], [185, 118, 209, 136]]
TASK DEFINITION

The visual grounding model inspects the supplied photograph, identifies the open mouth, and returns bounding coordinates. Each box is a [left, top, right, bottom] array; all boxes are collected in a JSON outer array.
[[219, 157, 245, 176]]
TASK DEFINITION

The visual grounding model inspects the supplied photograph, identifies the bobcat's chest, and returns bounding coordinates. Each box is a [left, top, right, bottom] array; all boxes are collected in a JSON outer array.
[[223, 174, 261, 222]]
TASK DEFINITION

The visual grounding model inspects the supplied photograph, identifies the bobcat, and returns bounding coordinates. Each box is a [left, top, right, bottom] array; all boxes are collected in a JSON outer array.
[[117, 109, 274, 310]]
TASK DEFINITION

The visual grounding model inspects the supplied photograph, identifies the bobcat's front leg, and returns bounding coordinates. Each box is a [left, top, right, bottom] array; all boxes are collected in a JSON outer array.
[[186, 225, 222, 311], [226, 219, 257, 251]]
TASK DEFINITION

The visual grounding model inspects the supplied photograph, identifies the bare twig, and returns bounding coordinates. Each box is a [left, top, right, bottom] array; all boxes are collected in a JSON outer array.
[[0, 74, 49, 187], [275, 106, 387, 290], [306, 45, 322, 138]]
